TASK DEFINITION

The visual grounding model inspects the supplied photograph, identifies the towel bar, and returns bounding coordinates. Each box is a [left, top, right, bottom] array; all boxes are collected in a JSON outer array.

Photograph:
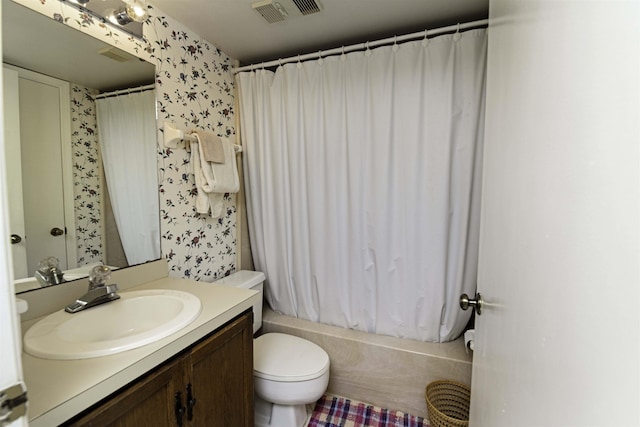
[[163, 122, 242, 153]]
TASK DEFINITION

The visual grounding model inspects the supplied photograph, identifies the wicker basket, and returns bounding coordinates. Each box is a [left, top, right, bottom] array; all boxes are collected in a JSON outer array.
[[425, 380, 470, 427]]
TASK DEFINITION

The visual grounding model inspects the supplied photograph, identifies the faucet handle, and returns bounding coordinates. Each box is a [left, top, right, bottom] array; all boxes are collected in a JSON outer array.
[[89, 265, 111, 287], [37, 256, 60, 274]]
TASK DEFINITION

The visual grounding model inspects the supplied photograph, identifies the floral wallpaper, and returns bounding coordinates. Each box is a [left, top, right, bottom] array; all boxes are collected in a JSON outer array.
[[148, 14, 238, 280], [70, 84, 103, 266], [15, 0, 239, 281]]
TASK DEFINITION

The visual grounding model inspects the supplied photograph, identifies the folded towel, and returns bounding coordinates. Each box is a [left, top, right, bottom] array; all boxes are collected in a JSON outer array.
[[197, 135, 239, 193], [190, 141, 209, 215], [190, 130, 224, 163], [191, 134, 239, 218]]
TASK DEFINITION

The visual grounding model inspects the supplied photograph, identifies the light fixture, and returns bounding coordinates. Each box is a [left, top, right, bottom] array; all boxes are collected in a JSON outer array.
[[105, 7, 133, 25], [124, 0, 148, 22], [104, 1, 148, 27]]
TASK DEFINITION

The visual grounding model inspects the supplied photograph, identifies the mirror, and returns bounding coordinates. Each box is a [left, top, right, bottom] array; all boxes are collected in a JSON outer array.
[[2, 0, 159, 292]]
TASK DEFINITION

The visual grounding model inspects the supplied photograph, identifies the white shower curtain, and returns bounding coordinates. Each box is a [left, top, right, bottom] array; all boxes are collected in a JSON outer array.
[[96, 90, 160, 266], [237, 29, 487, 342]]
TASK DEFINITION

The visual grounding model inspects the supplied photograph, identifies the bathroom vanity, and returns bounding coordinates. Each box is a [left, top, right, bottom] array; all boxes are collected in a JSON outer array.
[[65, 311, 253, 426], [18, 260, 259, 427]]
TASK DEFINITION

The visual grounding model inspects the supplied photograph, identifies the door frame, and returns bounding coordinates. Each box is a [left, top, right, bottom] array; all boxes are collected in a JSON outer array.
[[0, 4, 28, 422], [2, 66, 27, 278]]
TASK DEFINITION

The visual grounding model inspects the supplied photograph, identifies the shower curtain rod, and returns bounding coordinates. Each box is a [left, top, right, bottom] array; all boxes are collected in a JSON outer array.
[[94, 83, 155, 100], [235, 18, 488, 73]]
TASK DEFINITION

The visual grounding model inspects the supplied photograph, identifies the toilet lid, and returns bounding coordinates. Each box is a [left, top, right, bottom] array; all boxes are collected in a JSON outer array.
[[254, 333, 330, 382]]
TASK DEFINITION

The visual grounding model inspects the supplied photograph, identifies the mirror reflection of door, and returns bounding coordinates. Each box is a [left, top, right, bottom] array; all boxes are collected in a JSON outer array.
[[3, 65, 76, 277]]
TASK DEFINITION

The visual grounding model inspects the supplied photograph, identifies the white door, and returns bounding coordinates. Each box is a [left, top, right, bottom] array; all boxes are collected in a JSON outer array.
[[0, 13, 28, 425], [470, 1, 640, 426], [2, 66, 27, 278], [4, 65, 76, 278], [18, 72, 68, 274]]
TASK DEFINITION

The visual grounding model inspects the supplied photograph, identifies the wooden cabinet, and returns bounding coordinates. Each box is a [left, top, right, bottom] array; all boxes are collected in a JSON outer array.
[[64, 311, 254, 427]]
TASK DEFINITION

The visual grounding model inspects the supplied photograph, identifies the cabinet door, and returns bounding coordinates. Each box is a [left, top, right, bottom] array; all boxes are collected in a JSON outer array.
[[187, 312, 254, 427], [64, 356, 184, 427]]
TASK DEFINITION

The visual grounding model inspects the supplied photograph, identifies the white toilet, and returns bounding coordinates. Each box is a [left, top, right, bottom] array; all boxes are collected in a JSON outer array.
[[216, 271, 330, 427]]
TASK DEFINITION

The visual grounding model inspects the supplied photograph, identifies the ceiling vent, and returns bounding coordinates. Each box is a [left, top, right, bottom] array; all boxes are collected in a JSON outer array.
[[252, 0, 321, 24], [98, 47, 135, 63], [290, 0, 321, 15]]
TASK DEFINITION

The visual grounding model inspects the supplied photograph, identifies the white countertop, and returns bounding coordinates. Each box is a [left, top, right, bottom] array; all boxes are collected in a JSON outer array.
[[22, 276, 259, 427]]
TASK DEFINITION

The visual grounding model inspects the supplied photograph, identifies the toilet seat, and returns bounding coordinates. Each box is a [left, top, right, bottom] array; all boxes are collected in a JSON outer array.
[[254, 333, 330, 382]]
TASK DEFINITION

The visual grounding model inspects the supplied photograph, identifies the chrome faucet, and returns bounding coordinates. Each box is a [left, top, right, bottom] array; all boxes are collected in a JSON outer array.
[[65, 265, 120, 313], [34, 256, 64, 287]]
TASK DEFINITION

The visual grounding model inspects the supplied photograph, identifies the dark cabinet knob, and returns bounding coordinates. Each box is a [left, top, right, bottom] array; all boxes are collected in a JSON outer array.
[[174, 391, 185, 427], [186, 383, 197, 421], [10, 234, 22, 244]]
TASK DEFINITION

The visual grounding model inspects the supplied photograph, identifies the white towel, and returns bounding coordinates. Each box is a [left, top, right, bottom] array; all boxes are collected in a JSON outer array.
[[196, 134, 239, 193], [190, 141, 210, 215], [190, 134, 239, 218]]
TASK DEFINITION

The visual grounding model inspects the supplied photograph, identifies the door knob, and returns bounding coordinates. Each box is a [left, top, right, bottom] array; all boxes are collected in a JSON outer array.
[[460, 292, 483, 315], [50, 227, 64, 236], [10, 234, 22, 244]]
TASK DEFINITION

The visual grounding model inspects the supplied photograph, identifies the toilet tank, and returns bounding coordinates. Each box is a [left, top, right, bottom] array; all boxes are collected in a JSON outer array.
[[215, 270, 265, 333]]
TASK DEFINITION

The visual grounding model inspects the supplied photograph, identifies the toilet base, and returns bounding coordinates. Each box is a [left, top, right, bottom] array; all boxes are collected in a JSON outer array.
[[254, 394, 309, 427]]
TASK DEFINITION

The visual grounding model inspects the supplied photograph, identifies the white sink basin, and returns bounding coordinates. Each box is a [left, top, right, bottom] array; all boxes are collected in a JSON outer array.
[[24, 289, 202, 360]]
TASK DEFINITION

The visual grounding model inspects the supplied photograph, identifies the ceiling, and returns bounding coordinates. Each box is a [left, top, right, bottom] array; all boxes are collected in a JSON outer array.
[[1, 0, 488, 91], [148, 0, 489, 65]]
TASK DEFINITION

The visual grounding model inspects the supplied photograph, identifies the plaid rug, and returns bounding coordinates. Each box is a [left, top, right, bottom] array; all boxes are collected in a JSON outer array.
[[308, 394, 428, 427]]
